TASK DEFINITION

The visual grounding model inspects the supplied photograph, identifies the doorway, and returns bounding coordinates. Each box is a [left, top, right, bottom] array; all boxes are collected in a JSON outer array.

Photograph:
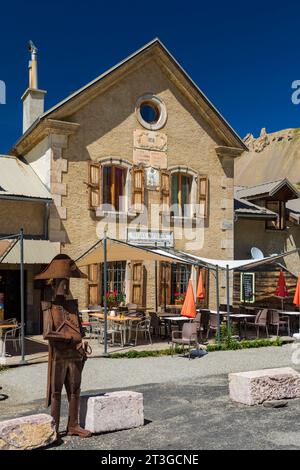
[[0, 269, 27, 331]]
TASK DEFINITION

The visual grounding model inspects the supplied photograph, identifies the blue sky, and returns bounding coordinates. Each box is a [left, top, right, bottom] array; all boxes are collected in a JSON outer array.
[[0, 0, 299, 153]]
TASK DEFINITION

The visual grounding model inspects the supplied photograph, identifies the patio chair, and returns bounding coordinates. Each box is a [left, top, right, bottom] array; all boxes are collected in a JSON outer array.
[[4, 324, 22, 352], [149, 312, 163, 337], [126, 303, 137, 313], [269, 310, 290, 336], [89, 317, 102, 341], [245, 309, 269, 338], [206, 312, 219, 339], [192, 312, 202, 340], [132, 318, 152, 346], [171, 323, 199, 359], [108, 320, 125, 347]]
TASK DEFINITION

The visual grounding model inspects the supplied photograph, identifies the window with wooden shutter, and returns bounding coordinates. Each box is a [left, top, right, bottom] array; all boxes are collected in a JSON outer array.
[[198, 175, 209, 218], [131, 262, 145, 306], [131, 167, 145, 212], [160, 170, 170, 211], [87, 264, 101, 307], [159, 262, 171, 306], [88, 162, 102, 210]]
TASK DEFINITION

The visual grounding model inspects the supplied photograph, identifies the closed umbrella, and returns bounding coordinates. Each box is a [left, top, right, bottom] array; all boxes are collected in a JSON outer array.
[[181, 280, 196, 319], [196, 270, 205, 300], [293, 274, 300, 335], [275, 270, 289, 310], [293, 275, 300, 308]]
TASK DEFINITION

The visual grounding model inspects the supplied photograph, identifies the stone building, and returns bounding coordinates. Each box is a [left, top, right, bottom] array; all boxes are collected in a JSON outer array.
[[7, 38, 247, 331], [0, 155, 59, 332], [234, 129, 300, 308]]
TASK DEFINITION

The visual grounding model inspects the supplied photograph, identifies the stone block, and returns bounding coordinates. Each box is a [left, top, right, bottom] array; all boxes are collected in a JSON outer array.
[[51, 182, 67, 196], [229, 367, 300, 406], [0, 414, 56, 450], [80, 391, 144, 434]]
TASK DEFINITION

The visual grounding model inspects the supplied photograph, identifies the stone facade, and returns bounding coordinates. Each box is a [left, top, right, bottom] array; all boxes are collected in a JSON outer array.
[[13, 41, 245, 310]]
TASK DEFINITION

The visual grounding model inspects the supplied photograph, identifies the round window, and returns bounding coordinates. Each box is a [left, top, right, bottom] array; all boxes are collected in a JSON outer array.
[[136, 94, 167, 130], [140, 102, 160, 124]]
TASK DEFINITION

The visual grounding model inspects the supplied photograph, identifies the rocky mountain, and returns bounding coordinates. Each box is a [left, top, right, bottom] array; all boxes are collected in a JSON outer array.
[[235, 128, 300, 187]]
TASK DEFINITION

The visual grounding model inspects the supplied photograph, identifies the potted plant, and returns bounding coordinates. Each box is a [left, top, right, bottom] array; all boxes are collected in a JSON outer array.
[[174, 292, 186, 305], [106, 291, 126, 311]]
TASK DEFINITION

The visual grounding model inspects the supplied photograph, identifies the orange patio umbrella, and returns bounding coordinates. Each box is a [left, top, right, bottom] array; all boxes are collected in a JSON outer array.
[[275, 270, 289, 310], [293, 274, 300, 309], [196, 270, 205, 300], [181, 280, 197, 318]]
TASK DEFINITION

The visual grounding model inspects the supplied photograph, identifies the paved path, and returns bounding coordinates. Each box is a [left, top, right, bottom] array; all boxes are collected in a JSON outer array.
[[1, 344, 300, 449], [0, 344, 298, 408]]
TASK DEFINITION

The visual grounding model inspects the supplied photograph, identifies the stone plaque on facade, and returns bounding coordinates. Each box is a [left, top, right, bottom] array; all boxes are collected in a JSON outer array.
[[134, 130, 167, 152], [133, 148, 167, 169], [145, 167, 160, 189]]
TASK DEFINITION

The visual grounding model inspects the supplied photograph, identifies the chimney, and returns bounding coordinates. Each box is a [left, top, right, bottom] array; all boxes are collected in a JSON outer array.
[[21, 41, 47, 133]]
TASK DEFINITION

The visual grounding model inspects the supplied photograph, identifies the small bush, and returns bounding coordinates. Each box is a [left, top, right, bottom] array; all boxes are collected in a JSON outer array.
[[207, 337, 283, 352], [109, 346, 185, 359]]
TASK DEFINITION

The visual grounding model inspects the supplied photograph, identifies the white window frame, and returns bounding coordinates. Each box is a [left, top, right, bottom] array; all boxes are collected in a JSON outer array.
[[169, 166, 198, 219]]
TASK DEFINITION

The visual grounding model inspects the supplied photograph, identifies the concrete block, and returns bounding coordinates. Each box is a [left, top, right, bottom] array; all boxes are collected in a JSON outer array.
[[0, 414, 56, 450], [80, 391, 144, 434], [229, 367, 300, 406]]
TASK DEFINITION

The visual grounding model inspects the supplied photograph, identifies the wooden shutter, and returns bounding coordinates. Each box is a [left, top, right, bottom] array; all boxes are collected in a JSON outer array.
[[159, 262, 171, 306], [87, 264, 101, 307], [131, 166, 144, 212], [131, 262, 144, 306], [88, 162, 102, 210], [160, 170, 170, 210], [198, 175, 209, 218]]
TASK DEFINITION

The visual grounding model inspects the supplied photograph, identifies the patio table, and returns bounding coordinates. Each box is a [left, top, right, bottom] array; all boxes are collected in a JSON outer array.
[[230, 313, 256, 339], [0, 323, 17, 365], [89, 313, 141, 345], [275, 310, 300, 334], [163, 316, 191, 340]]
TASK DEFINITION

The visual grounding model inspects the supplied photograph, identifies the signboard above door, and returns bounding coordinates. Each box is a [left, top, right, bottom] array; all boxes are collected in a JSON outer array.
[[127, 230, 174, 247]]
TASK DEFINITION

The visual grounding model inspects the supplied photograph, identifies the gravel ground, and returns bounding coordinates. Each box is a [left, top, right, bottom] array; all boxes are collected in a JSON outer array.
[[1, 344, 300, 450]]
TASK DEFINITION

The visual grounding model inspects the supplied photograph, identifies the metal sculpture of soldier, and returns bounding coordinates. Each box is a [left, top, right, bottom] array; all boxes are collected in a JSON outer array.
[[35, 254, 92, 438]]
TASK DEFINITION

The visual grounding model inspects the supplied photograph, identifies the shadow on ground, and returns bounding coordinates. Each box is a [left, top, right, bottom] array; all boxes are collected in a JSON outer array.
[[2, 374, 300, 450]]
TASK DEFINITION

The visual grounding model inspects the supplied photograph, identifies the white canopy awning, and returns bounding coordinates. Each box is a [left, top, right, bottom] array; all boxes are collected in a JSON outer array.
[[76, 238, 194, 266], [178, 249, 300, 271], [75, 237, 300, 272]]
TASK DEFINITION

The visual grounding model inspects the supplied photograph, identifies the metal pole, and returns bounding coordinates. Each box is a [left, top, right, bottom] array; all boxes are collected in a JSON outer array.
[[216, 265, 220, 342], [226, 265, 231, 331], [102, 229, 109, 357], [155, 242, 158, 312], [19, 228, 27, 365]]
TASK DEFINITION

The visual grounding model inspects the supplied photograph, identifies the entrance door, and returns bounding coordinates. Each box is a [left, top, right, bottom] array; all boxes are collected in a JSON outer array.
[[0, 269, 27, 331]]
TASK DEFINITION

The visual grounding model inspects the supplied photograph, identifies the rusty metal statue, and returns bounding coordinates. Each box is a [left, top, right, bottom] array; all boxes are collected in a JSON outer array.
[[35, 254, 92, 438]]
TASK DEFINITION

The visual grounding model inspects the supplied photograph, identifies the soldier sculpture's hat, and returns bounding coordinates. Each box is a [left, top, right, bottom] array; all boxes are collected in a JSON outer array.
[[35, 254, 87, 280]]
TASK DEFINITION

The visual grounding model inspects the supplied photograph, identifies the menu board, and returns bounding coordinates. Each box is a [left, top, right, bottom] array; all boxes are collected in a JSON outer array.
[[241, 273, 255, 302]]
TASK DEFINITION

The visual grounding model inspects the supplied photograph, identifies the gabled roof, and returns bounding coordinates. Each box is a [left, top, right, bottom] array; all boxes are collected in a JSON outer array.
[[235, 197, 277, 219], [0, 155, 51, 200], [235, 178, 300, 201], [11, 38, 247, 154]]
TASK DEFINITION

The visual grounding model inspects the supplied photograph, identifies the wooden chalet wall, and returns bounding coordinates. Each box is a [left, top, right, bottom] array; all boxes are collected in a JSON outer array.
[[233, 264, 297, 309]]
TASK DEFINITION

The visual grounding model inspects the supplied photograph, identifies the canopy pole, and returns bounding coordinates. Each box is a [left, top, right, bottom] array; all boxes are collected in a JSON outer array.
[[19, 228, 27, 365], [155, 242, 158, 312], [216, 265, 220, 342], [226, 265, 231, 331], [102, 227, 109, 357]]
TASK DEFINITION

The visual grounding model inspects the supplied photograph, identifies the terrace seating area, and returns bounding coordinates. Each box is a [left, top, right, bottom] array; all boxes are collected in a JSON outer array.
[[79, 303, 299, 352]]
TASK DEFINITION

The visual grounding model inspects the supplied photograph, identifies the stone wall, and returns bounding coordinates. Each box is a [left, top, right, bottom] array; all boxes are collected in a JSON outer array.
[[0, 200, 45, 237], [60, 59, 235, 308]]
